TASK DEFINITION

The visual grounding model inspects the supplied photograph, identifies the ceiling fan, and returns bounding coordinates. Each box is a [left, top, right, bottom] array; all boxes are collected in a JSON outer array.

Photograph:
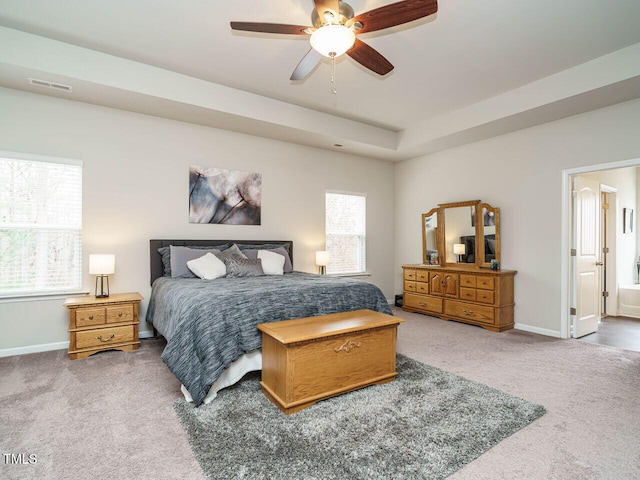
[[230, 0, 438, 84]]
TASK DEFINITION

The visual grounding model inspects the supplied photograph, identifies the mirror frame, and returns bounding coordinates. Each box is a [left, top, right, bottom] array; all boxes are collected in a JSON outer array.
[[478, 202, 500, 269], [421, 208, 440, 265], [421, 200, 500, 268]]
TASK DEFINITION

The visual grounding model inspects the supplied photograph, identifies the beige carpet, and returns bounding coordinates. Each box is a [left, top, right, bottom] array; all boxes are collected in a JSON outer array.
[[1, 306, 639, 479]]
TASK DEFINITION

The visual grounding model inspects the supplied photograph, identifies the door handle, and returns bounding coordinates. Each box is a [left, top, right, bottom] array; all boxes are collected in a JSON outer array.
[[595, 261, 604, 266]]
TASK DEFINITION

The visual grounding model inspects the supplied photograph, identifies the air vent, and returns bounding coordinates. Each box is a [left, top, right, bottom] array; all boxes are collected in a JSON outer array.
[[28, 78, 73, 92]]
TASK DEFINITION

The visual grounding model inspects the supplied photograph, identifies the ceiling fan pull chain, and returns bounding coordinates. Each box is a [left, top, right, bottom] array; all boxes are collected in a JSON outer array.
[[331, 52, 337, 94]]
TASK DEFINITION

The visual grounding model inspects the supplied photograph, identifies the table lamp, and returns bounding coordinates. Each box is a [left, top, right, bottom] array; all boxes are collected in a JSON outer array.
[[89, 254, 115, 298], [316, 251, 330, 275], [453, 244, 466, 263]]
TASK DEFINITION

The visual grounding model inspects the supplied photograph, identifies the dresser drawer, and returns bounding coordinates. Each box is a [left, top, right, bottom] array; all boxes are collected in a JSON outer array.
[[416, 271, 429, 282], [444, 300, 494, 324], [416, 282, 429, 294], [459, 275, 477, 288], [404, 269, 416, 281], [106, 304, 134, 323], [404, 281, 417, 292], [477, 290, 495, 304], [477, 277, 495, 290], [75, 325, 135, 350], [76, 307, 106, 328], [459, 287, 477, 302], [404, 293, 443, 314]]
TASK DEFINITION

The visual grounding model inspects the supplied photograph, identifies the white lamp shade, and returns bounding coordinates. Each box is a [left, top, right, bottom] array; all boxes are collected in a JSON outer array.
[[89, 254, 115, 275], [316, 251, 330, 266], [453, 244, 466, 255], [310, 25, 355, 57]]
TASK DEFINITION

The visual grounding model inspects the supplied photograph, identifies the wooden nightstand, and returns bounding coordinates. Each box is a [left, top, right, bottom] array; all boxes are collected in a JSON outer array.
[[64, 292, 143, 360]]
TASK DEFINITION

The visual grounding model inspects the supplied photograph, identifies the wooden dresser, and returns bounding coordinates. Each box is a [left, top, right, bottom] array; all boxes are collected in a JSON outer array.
[[402, 265, 516, 332], [64, 292, 143, 359]]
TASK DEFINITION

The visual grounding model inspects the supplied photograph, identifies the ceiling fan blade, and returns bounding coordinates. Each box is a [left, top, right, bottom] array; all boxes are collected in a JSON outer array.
[[290, 49, 323, 81], [230, 22, 312, 35], [349, 0, 438, 34], [347, 38, 394, 76], [314, 0, 340, 21]]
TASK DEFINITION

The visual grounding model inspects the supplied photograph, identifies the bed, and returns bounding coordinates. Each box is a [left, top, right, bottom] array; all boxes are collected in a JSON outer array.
[[146, 239, 393, 405]]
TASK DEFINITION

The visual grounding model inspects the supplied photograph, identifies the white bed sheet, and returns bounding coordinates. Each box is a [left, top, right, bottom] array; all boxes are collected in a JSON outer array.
[[180, 350, 263, 404]]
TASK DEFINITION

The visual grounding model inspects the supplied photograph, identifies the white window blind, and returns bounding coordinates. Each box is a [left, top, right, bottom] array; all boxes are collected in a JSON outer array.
[[0, 154, 83, 297], [325, 192, 366, 275]]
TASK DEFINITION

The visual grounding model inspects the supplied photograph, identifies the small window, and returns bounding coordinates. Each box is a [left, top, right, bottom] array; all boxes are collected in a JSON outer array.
[[0, 152, 83, 297], [325, 192, 366, 275]]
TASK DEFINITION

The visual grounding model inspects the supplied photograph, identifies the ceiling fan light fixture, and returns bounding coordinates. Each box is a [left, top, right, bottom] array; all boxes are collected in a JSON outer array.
[[310, 24, 355, 58]]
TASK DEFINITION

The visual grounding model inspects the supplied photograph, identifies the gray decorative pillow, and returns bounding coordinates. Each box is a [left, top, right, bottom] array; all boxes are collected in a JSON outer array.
[[158, 243, 233, 276], [217, 244, 247, 262], [224, 258, 264, 277], [158, 247, 172, 276], [170, 246, 223, 278], [242, 247, 293, 273]]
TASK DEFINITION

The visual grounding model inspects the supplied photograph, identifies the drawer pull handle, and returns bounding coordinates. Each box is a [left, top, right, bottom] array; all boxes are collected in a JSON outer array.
[[97, 334, 115, 343], [418, 302, 427, 306], [334, 340, 362, 353], [118, 312, 123, 317], [462, 309, 474, 316], [88, 315, 94, 320]]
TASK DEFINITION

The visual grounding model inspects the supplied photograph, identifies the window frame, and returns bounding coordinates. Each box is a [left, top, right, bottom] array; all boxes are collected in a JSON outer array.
[[324, 190, 367, 276], [0, 150, 84, 300]]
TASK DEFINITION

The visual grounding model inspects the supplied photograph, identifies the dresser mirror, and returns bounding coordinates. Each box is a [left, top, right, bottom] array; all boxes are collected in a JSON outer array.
[[421, 208, 439, 264], [422, 200, 500, 268]]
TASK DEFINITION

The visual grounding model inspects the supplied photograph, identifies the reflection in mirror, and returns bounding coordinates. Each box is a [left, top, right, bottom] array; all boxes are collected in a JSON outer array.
[[422, 210, 438, 264], [480, 204, 500, 266], [445, 206, 476, 263]]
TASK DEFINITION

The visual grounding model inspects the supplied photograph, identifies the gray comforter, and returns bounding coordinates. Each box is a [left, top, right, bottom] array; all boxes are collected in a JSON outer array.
[[146, 272, 392, 405]]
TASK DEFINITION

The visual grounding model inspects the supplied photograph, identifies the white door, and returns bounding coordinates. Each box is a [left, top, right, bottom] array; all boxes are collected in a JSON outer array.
[[573, 176, 601, 338]]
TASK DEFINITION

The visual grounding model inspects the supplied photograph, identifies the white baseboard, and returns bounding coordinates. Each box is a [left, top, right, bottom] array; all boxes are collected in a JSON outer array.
[[0, 330, 158, 358], [0, 341, 69, 358], [514, 323, 562, 338]]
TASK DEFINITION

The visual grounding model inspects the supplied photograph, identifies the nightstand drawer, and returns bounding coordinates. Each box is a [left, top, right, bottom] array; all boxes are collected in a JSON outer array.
[[75, 325, 135, 350], [106, 304, 134, 323], [76, 308, 106, 327]]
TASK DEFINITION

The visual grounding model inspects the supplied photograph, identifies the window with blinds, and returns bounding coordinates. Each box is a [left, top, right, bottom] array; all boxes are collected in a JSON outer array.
[[0, 153, 83, 297], [325, 192, 366, 275]]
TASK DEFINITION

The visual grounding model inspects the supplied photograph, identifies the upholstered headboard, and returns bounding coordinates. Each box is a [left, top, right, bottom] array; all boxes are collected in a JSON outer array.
[[149, 239, 293, 285]]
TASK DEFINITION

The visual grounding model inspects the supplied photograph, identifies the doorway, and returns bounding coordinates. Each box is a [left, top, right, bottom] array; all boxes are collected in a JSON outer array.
[[562, 158, 640, 340]]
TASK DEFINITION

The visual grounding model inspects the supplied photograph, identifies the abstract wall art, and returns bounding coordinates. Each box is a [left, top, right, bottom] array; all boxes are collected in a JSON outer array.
[[189, 165, 262, 225]]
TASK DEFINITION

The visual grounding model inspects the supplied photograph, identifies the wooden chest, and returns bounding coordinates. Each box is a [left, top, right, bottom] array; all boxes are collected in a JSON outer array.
[[257, 309, 404, 415]]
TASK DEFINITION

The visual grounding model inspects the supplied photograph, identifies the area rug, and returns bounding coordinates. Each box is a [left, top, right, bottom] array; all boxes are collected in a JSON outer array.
[[174, 354, 545, 480]]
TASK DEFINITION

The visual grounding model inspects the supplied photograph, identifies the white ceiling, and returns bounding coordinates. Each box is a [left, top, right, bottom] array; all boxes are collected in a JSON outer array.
[[1, 0, 639, 161]]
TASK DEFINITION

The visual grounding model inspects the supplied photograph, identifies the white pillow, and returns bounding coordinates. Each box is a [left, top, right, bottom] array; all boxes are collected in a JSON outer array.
[[186, 253, 226, 280], [258, 249, 285, 276]]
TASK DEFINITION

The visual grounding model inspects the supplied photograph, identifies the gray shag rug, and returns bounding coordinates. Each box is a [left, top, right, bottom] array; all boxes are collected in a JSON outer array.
[[174, 354, 545, 480]]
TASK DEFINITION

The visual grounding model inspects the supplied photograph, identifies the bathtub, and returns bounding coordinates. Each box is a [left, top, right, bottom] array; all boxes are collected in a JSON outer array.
[[618, 284, 640, 318]]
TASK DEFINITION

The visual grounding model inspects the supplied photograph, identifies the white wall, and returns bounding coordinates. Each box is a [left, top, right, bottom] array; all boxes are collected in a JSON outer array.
[[0, 87, 395, 353], [395, 98, 640, 336]]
